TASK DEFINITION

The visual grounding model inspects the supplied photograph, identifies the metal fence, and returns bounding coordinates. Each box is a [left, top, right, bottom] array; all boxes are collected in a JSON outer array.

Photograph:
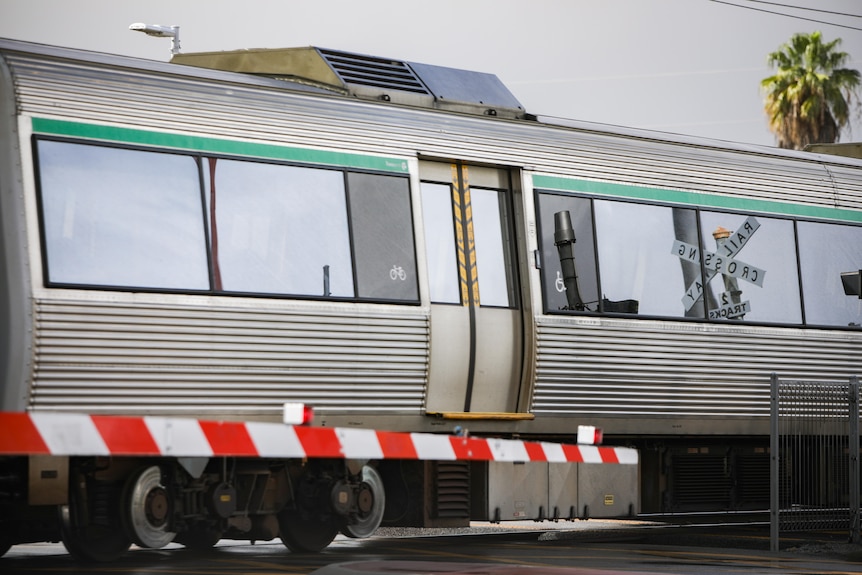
[[770, 373, 860, 552]]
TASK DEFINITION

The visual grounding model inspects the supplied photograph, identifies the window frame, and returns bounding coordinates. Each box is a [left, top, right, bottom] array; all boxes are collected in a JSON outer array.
[[33, 137, 214, 294], [419, 180, 463, 305], [32, 135, 420, 305], [534, 187, 862, 330]]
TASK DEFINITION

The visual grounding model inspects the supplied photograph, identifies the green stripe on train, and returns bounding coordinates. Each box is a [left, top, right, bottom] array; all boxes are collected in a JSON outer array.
[[533, 174, 862, 224], [31, 117, 409, 174]]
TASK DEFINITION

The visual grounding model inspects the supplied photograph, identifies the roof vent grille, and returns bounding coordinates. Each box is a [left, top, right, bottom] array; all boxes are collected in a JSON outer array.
[[171, 46, 527, 118], [318, 49, 429, 95]]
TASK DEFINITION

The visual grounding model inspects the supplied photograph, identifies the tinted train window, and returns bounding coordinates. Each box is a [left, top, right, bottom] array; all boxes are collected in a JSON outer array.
[[37, 141, 209, 289], [595, 201, 700, 317], [537, 193, 598, 312], [798, 221, 862, 327], [347, 173, 418, 301], [37, 140, 419, 304], [537, 190, 817, 325], [699, 211, 801, 323], [420, 182, 461, 304], [211, 159, 354, 297]]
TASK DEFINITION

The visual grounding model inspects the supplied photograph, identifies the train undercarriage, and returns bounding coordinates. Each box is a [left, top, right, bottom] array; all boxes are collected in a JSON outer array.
[[0, 453, 642, 562], [0, 438, 779, 562], [0, 455, 388, 562], [0, 442, 776, 562], [635, 438, 771, 514]]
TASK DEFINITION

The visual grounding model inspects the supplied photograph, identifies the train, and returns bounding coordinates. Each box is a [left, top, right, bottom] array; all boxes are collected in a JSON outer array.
[[0, 38, 860, 561]]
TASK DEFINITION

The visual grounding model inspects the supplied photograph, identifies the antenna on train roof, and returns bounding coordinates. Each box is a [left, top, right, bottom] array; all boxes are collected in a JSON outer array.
[[129, 23, 181, 55]]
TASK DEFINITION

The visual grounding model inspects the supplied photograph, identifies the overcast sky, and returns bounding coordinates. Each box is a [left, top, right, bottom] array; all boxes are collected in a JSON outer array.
[[2, 0, 860, 147]]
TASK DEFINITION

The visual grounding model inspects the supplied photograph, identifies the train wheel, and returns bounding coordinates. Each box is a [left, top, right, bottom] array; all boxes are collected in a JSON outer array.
[[339, 465, 385, 539], [122, 465, 176, 549], [278, 510, 338, 553], [278, 467, 338, 553], [59, 503, 131, 563], [278, 469, 338, 553], [176, 526, 223, 551]]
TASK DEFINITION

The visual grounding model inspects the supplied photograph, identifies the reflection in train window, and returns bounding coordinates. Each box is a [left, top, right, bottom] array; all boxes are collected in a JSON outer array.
[[594, 201, 699, 317], [798, 221, 862, 327], [420, 182, 461, 304], [347, 173, 418, 301], [535, 189, 839, 327], [38, 140, 209, 289], [212, 159, 354, 297], [536, 193, 598, 312], [699, 211, 800, 324]]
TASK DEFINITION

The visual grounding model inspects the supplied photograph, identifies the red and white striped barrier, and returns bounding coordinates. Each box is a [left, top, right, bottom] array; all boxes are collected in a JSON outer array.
[[0, 412, 637, 465]]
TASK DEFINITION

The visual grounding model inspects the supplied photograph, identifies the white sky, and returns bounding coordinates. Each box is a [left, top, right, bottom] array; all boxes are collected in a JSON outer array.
[[1, 0, 861, 147]]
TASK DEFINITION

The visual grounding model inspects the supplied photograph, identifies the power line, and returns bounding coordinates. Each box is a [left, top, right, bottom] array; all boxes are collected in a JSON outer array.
[[709, 0, 862, 31], [739, 0, 862, 19]]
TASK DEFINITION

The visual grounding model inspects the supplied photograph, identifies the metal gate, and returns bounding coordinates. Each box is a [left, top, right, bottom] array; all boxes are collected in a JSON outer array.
[[770, 373, 860, 552]]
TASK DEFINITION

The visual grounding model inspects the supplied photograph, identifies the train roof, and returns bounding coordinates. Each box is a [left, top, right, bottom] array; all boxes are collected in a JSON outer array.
[[1, 36, 861, 171], [170, 46, 526, 120]]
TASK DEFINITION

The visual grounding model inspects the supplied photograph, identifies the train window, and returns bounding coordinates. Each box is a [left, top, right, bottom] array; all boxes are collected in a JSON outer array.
[[210, 159, 354, 297], [536, 193, 598, 312], [595, 201, 699, 317], [471, 187, 516, 308], [699, 211, 801, 324], [37, 141, 209, 289], [347, 173, 418, 301], [536, 183, 859, 328], [797, 221, 862, 327], [420, 182, 461, 304]]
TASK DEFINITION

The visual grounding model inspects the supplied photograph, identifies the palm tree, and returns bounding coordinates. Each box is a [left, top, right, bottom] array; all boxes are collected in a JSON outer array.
[[761, 31, 860, 150]]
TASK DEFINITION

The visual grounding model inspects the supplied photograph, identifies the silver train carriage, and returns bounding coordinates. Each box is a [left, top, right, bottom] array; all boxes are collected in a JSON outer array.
[[0, 39, 860, 556]]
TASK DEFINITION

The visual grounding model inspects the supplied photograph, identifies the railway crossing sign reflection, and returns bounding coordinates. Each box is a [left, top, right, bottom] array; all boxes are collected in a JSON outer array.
[[671, 215, 767, 319]]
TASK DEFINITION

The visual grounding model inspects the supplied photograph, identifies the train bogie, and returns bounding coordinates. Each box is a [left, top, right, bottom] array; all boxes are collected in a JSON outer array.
[[0, 453, 387, 560]]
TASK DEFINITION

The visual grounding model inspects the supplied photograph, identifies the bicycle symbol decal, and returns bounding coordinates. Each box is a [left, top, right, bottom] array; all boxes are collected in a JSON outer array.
[[390, 265, 407, 281]]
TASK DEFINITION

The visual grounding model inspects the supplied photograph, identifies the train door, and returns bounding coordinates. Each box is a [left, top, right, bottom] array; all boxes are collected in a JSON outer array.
[[419, 161, 524, 414]]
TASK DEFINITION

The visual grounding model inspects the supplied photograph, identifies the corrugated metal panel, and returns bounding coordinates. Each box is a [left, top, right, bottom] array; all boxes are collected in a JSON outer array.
[[31, 299, 429, 415], [531, 317, 862, 418], [5, 51, 862, 212], [826, 163, 862, 211]]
